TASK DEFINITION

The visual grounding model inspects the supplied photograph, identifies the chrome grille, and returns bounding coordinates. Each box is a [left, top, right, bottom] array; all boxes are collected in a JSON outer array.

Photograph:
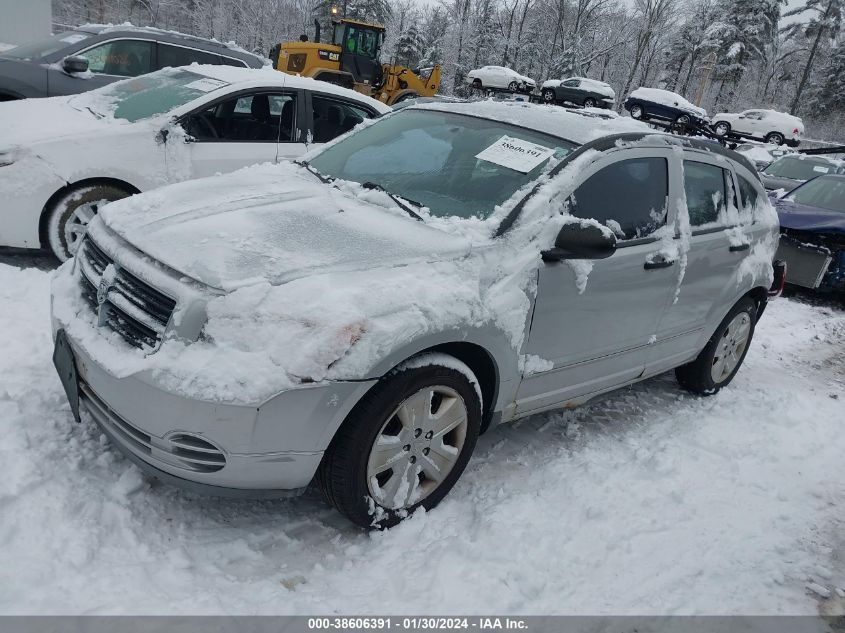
[[78, 237, 177, 350], [80, 382, 226, 473]]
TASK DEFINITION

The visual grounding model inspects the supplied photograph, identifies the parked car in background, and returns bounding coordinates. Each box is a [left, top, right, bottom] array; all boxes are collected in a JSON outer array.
[[759, 154, 845, 191], [735, 143, 796, 171], [623, 87, 709, 129], [712, 109, 803, 147], [774, 174, 845, 292], [51, 100, 778, 529], [540, 77, 615, 109], [0, 24, 265, 100], [0, 65, 389, 259], [466, 66, 535, 93]]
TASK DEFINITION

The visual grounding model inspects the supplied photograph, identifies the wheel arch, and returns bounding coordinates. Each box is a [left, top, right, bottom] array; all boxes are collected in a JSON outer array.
[[38, 177, 141, 249]]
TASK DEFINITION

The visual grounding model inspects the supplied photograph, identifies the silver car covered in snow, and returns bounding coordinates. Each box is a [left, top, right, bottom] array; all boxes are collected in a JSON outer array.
[[51, 102, 781, 527]]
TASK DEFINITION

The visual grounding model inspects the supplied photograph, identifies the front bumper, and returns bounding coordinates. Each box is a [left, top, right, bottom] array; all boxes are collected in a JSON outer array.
[[59, 330, 376, 496]]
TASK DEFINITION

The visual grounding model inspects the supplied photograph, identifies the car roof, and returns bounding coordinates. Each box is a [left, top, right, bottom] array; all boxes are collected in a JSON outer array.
[[410, 99, 649, 145], [73, 23, 265, 65], [169, 65, 392, 113]]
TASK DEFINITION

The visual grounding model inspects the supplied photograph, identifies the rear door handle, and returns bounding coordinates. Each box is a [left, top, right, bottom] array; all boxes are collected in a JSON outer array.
[[644, 258, 675, 270], [729, 243, 750, 252]]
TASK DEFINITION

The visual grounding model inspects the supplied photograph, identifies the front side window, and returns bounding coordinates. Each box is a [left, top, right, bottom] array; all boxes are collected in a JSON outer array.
[[309, 109, 575, 220], [184, 92, 295, 142], [312, 95, 373, 143], [683, 161, 728, 226], [158, 44, 220, 69], [562, 79, 580, 87], [569, 157, 668, 239], [82, 39, 153, 76]]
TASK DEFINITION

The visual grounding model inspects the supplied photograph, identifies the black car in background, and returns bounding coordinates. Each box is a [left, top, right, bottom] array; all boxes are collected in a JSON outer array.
[[540, 77, 616, 109], [0, 25, 265, 100], [623, 87, 709, 130], [775, 174, 845, 293]]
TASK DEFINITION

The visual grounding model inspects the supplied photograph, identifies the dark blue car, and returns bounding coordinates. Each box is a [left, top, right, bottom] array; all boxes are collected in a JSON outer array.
[[623, 87, 710, 131], [774, 174, 845, 293]]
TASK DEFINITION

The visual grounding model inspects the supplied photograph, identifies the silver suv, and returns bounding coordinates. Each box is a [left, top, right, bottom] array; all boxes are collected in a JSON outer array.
[[51, 102, 782, 528]]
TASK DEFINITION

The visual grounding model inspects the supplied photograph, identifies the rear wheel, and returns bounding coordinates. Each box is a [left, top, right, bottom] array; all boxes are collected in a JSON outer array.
[[630, 103, 645, 119], [542, 89, 556, 103], [713, 121, 731, 136], [317, 355, 481, 528], [675, 298, 757, 395], [765, 131, 785, 146], [472, 78, 482, 90], [46, 184, 132, 262]]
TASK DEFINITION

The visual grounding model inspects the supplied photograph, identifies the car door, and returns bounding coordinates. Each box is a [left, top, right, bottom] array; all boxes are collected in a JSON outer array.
[[157, 42, 222, 69], [737, 110, 764, 137], [306, 92, 379, 149], [179, 89, 305, 179], [559, 79, 581, 104], [646, 152, 746, 374], [48, 38, 155, 95], [515, 149, 679, 415]]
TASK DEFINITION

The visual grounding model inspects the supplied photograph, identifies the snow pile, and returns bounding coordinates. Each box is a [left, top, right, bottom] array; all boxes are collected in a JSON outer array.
[[628, 87, 707, 119], [5, 259, 845, 614]]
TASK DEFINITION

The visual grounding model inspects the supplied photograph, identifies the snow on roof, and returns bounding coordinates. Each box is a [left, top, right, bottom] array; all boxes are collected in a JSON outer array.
[[412, 99, 649, 145], [171, 65, 392, 113], [629, 87, 707, 118]]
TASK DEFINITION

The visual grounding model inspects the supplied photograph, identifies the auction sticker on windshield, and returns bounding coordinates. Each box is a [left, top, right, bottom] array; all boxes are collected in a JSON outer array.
[[476, 136, 555, 173], [185, 78, 229, 92]]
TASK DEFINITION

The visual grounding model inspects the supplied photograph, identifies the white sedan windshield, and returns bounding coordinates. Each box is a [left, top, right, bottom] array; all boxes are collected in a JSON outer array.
[[70, 69, 229, 123], [309, 109, 575, 220]]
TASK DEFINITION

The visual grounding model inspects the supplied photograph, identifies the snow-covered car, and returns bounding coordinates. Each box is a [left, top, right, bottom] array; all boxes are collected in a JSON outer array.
[[0, 24, 266, 100], [774, 174, 845, 292], [0, 64, 390, 260], [712, 109, 804, 147], [623, 87, 709, 129], [51, 101, 780, 528], [735, 143, 796, 171], [540, 77, 615, 109], [466, 66, 535, 93], [759, 154, 845, 191]]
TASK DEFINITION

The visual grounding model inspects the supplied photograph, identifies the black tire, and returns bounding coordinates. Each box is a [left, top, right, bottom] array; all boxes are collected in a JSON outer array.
[[508, 80, 519, 92], [541, 89, 556, 103], [630, 103, 645, 119], [583, 97, 596, 108], [472, 78, 482, 90], [765, 131, 785, 146], [675, 297, 758, 396], [713, 121, 731, 136], [46, 183, 132, 261], [317, 357, 482, 529]]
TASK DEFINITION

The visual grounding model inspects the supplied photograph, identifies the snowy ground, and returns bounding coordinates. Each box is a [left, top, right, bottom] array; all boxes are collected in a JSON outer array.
[[0, 254, 843, 616]]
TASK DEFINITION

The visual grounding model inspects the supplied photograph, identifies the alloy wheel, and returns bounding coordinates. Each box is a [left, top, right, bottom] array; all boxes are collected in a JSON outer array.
[[711, 312, 751, 383]]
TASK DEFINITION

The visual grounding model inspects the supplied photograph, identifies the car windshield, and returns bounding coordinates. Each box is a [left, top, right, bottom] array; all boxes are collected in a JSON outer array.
[[308, 109, 575, 220], [763, 156, 836, 181], [1, 31, 92, 60], [69, 69, 228, 122], [786, 176, 845, 213]]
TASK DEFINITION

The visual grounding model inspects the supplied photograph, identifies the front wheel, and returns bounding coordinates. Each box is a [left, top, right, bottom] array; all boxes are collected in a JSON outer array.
[[675, 298, 757, 395], [583, 97, 596, 108], [508, 80, 519, 92], [765, 132, 785, 146], [542, 89, 556, 103], [713, 121, 731, 136], [46, 184, 132, 261], [317, 354, 482, 528], [472, 78, 482, 90], [630, 103, 645, 119]]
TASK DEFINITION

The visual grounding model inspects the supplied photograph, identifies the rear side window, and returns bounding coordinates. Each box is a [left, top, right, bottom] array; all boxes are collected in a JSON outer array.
[[569, 157, 668, 240], [737, 175, 759, 213], [158, 44, 220, 69], [683, 161, 729, 226]]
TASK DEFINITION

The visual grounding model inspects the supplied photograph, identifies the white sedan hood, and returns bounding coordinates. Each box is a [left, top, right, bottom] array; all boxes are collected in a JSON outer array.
[[99, 162, 472, 291], [0, 96, 110, 148]]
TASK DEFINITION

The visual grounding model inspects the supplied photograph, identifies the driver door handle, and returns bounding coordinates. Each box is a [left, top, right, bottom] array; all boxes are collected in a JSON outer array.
[[644, 257, 675, 270]]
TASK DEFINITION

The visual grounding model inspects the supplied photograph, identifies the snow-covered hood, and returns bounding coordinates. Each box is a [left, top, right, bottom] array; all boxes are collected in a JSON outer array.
[[0, 96, 113, 148], [99, 163, 473, 291]]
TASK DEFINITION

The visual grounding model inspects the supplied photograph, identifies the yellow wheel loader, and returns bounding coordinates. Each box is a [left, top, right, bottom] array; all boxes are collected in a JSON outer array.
[[271, 18, 441, 106]]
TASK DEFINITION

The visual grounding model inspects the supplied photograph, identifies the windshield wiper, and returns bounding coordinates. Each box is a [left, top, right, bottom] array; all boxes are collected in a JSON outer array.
[[294, 160, 332, 184], [362, 181, 424, 221]]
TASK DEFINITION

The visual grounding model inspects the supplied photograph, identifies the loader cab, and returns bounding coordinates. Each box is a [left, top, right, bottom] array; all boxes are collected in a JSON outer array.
[[331, 19, 384, 86]]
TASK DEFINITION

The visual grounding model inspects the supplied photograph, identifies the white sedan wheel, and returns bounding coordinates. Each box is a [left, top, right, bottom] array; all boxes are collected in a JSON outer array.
[[46, 184, 131, 261]]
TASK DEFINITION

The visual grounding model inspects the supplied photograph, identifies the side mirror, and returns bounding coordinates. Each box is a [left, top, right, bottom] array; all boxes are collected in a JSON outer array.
[[62, 55, 89, 74], [154, 128, 169, 145], [542, 222, 617, 262]]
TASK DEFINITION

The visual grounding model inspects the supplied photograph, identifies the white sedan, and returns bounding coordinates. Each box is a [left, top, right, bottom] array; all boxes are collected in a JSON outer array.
[[711, 109, 804, 147], [0, 65, 389, 259], [466, 66, 535, 93]]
